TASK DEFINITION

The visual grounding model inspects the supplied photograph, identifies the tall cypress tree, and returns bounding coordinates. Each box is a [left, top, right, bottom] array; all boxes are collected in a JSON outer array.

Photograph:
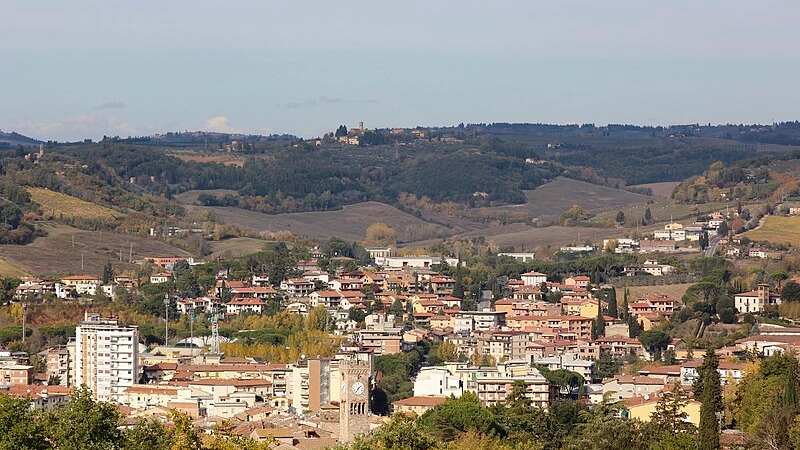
[[621, 287, 630, 321], [698, 348, 722, 450], [607, 287, 618, 318], [593, 304, 606, 339]]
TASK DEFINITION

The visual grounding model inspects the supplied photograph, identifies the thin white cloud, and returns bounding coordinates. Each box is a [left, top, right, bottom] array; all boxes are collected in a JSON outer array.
[[4, 115, 147, 141], [276, 96, 379, 110], [93, 101, 127, 110]]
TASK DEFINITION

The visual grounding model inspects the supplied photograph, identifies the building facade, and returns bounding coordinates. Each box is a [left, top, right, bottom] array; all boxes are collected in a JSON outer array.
[[75, 313, 139, 402]]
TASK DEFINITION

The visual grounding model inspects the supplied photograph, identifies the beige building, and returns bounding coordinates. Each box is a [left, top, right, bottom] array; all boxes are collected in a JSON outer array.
[[392, 396, 446, 415]]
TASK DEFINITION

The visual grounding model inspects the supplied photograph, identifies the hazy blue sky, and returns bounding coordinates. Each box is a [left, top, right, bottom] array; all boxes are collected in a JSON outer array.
[[2, 1, 799, 141]]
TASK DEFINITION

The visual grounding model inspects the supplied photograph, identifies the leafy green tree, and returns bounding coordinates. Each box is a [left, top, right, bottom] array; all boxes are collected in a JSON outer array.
[[169, 410, 204, 450], [419, 392, 503, 442], [698, 349, 722, 450], [0, 393, 48, 450], [123, 418, 172, 450], [638, 330, 671, 362], [304, 305, 329, 332], [261, 242, 295, 286], [782, 281, 800, 302], [48, 386, 123, 450], [649, 383, 694, 436], [592, 354, 622, 382], [339, 413, 442, 450], [566, 416, 652, 450]]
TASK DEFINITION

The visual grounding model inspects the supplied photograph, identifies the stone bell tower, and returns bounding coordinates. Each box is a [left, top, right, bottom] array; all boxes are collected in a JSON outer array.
[[338, 351, 372, 443]]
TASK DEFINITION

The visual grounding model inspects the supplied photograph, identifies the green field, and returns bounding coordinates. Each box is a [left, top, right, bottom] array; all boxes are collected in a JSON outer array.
[[744, 216, 800, 246], [209, 237, 271, 259], [174, 189, 240, 205]]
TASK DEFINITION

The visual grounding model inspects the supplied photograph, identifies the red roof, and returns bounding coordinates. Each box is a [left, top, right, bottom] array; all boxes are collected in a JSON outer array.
[[392, 396, 447, 407]]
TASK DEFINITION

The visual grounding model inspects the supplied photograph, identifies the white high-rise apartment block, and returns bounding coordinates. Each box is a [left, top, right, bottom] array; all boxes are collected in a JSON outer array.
[[75, 313, 139, 402]]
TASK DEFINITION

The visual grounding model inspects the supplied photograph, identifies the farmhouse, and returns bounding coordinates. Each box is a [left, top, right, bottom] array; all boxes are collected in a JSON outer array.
[[734, 284, 781, 313]]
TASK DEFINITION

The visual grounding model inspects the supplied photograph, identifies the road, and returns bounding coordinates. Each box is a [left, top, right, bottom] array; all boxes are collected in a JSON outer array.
[[705, 234, 721, 257]]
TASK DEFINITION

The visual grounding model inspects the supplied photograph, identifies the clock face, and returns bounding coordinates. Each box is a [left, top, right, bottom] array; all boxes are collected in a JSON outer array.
[[351, 381, 365, 395]]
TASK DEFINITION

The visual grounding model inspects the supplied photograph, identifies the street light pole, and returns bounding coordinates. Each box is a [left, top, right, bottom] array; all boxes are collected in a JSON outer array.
[[164, 294, 169, 345]]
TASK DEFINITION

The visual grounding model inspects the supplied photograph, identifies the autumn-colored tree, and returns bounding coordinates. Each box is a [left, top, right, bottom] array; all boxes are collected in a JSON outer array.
[[365, 222, 397, 246]]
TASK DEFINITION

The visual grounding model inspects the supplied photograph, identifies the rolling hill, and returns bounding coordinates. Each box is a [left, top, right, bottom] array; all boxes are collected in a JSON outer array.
[[186, 201, 455, 243]]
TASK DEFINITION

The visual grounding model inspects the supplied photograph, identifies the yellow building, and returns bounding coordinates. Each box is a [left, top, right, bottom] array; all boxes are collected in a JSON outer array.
[[579, 299, 603, 318], [624, 397, 701, 426], [392, 396, 447, 415]]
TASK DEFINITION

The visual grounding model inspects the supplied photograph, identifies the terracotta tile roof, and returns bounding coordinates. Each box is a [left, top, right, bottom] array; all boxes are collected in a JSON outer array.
[[391, 396, 447, 407]]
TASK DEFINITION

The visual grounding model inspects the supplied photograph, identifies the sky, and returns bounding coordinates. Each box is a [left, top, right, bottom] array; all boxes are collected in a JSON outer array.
[[2, 1, 800, 141]]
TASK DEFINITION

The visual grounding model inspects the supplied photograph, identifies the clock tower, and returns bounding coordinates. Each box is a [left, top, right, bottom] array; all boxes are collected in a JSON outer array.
[[338, 352, 372, 443]]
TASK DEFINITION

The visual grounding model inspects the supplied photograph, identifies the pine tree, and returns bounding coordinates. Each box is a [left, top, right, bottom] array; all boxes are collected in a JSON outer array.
[[698, 348, 722, 450], [644, 207, 652, 225]]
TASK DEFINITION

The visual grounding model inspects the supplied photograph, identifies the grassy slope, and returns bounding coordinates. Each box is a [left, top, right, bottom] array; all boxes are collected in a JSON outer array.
[[174, 189, 240, 205], [186, 201, 455, 243], [615, 283, 694, 305], [743, 216, 800, 246], [209, 237, 271, 259], [0, 223, 191, 278], [28, 187, 122, 219], [628, 182, 681, 198], [471, 177, 653, 221]]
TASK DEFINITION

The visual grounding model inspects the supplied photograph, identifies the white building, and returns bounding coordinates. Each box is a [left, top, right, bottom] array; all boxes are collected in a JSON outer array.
[[521, 271, 547, 286], [75, 313, 139, 402], [365, 247, 393, 265], [381, 256, 459, 269], [460, 361, 549, 408], [413, 366, 463, 398], [456, 311, 506, 331], [533, 354, 594, 382], [498, 252, 536, 263]]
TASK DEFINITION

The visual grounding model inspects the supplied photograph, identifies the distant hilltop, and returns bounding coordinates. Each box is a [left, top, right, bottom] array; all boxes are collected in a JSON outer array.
[[0, 130, 42, 147]]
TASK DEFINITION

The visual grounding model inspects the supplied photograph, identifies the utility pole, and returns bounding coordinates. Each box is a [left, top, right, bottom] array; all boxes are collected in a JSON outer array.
[[189, 309, 195, 358], [21, 303, 26, 344], [164, 294, 170, 345]]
